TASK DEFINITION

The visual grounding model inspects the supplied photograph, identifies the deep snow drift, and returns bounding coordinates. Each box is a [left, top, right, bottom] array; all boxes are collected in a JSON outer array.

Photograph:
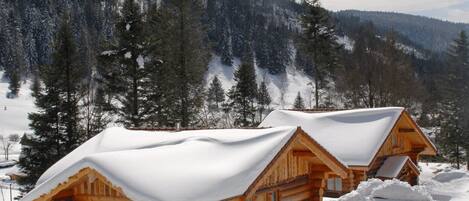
[[419, 163, 469, 201], [333, 163, 469, 201], [338, 179, 433, 201]]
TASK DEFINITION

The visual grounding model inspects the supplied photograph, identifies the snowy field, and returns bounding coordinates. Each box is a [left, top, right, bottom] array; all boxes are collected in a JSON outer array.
[[0, 71, 35, 137], [0, 71, 31, 200]]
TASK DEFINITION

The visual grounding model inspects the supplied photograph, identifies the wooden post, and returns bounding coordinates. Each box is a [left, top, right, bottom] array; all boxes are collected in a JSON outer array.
[[309, 170, 326, 201], [342, 170, 355, 192]]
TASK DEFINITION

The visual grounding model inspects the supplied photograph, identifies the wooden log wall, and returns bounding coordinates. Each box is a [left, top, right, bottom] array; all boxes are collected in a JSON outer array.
[[252, 147, 331, 201]]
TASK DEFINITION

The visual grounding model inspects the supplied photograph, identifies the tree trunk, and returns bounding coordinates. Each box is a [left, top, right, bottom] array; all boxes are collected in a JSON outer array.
[[315, 77, 319, 108], [467, 151, 469, 170], [456, 144, 460, 169]]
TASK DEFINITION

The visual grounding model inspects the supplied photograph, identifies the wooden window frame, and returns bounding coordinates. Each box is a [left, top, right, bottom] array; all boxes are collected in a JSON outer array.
[[326, 177, 342, 192], [392, 134, 399, 148], [267, 191, 278, 201]]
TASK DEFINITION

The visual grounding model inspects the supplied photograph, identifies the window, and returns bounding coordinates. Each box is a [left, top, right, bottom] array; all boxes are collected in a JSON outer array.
[[392, 134, 398, 147], [327, 177, 342, 191], [267, 191, 278, 201]]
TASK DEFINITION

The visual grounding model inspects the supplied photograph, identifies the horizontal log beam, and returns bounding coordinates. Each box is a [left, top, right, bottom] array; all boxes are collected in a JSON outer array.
[[293, 150, 316, 157], [399, 128, 415, 133], [310, 165, 331, 172], [255, 175, 309, 194]]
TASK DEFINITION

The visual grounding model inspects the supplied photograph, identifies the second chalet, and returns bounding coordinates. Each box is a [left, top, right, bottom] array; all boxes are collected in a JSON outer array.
[[259, 107, 437, 196]]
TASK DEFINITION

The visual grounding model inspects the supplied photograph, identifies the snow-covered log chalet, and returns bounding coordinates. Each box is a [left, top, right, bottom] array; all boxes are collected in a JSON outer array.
[[23, 127, 349, 201], [259, 107, 437, 197]]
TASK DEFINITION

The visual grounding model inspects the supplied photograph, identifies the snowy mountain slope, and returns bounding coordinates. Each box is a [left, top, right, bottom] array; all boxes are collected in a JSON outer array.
[[205, 55, 315, 109], [0, 71, 36, 136]]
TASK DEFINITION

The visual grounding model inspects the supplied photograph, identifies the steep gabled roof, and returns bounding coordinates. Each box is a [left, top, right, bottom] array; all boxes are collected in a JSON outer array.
[[259, 107, 405, 166], [25, 126, 349, 201], [23, 127, 299, 201], [24, 127, 348, 201]]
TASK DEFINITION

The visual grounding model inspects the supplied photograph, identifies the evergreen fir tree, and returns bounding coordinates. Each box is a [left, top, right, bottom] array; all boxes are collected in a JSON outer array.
[[18, 16, 86, 193], [144, 4, 171, 126], [228, 0, 254, 60], [438, 31, 469, 169], [7, 68, 20, 98], [30, 69, 41, 97], [298, 0, 340, 108], [257, 81, 271, 121], [207, 76, 225, 111], [228, 62, 258, 127], [219, 21, 234, 66], [255, 21, 290, 74], [157, 0, 210, 127], [293, 91, 305, 110], [438, 104, 464, 169], [98, 0, 149, 128]]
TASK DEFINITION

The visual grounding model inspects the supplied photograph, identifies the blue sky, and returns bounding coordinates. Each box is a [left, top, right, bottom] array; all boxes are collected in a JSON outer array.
[[320, 0, 469, 23]]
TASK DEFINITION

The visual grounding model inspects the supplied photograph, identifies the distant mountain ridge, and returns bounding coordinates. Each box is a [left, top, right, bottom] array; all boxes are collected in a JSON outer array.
[[334, 10, 469, 53]]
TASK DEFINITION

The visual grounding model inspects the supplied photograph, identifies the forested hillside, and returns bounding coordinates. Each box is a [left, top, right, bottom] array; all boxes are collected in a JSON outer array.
[[335, 10, 469, 53]]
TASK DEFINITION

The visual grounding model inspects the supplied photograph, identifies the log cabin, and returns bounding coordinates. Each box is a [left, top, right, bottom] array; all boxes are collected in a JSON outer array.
[[259, 107, 437, 197], [22, 127, 349, 201]]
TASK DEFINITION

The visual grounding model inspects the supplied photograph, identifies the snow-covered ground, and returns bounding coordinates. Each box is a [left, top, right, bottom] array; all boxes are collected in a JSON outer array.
[[0, 71, 35, 137], [330, 162, 469, 201], [0, 71, 34, 157], [0, 71, 32, 199], [419, 163, 469, 201], [205, 56, 315, 109]]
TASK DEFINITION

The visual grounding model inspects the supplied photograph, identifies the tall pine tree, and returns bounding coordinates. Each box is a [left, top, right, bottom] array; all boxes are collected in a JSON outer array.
[[257, 81, 271, 121], [18, 16, 86, 193], [228, 62, 258, 127], [438, 31, 469, 169], [144, 4, 172, 126], [293, 92, 306, 110], [298, 0, 339, 108], [158, 0, 210, 127], [7, 68, 20, 98], [98, 0, 149, 128], [207, 76, 225, 111]]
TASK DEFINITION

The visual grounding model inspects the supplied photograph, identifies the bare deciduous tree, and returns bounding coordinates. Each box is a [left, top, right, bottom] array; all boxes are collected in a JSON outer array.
[[0, 134, 20, 160]]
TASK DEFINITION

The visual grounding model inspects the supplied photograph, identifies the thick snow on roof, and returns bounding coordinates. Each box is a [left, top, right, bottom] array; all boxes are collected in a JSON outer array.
[[376, 156, 410, 178], [23, 127, 298, 201], [258, 107, 404, 166]]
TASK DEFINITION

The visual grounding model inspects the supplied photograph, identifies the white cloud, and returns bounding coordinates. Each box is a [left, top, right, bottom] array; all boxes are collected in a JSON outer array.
[[320, 0, 464, 13]]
